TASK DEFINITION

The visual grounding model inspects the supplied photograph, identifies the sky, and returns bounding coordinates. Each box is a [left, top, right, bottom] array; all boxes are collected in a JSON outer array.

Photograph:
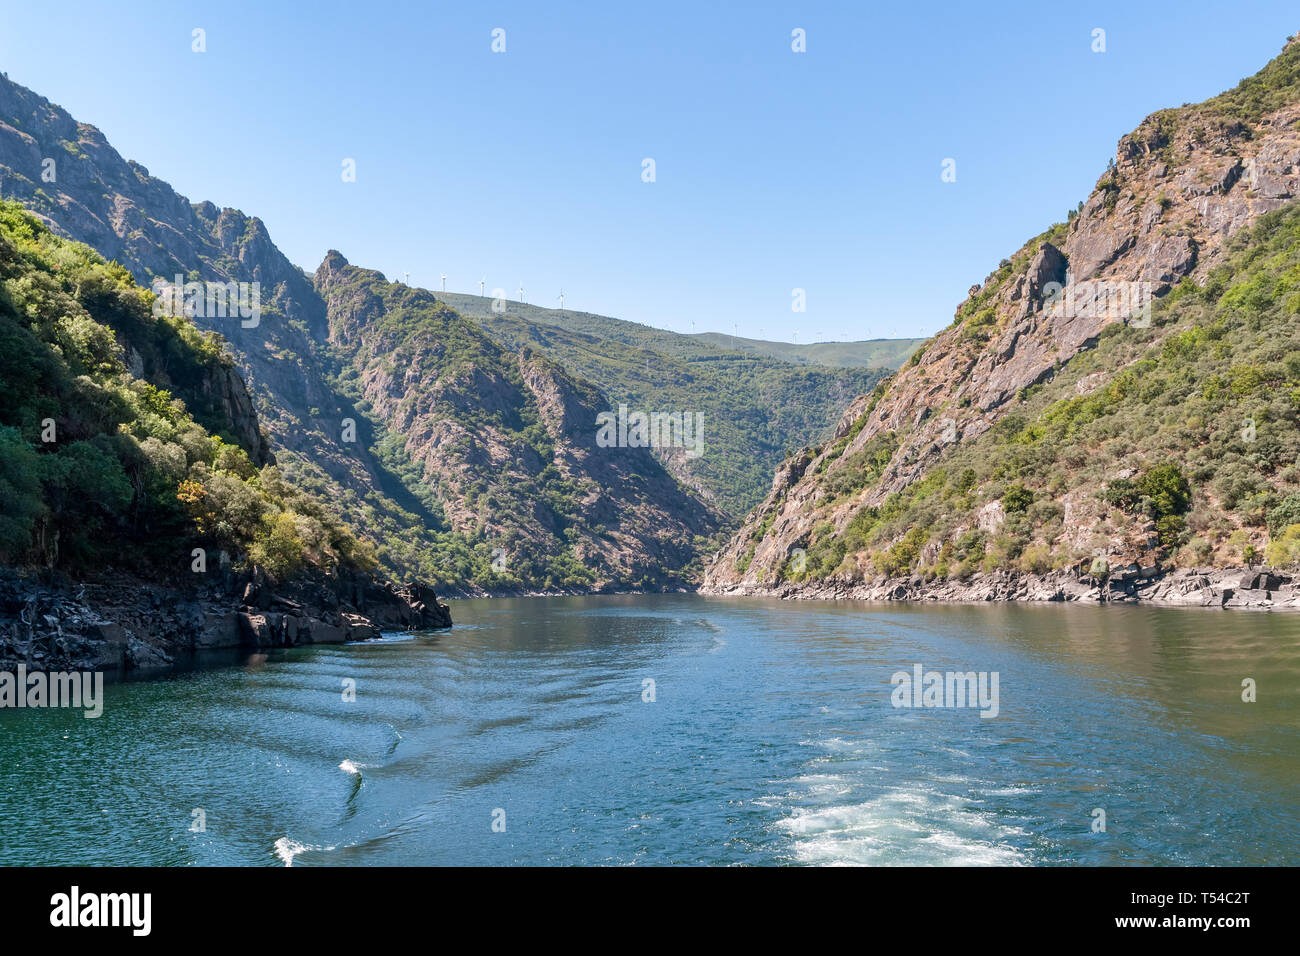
[[0, 1, 1297, 343]]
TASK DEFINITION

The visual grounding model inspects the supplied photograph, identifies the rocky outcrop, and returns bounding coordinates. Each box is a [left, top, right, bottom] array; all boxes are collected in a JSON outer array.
[[313, 254, 721, 592], [0, 72, 728, 593], [0, 72, 427, 581], [705, 33, 1300, 594], [193, 359, 272, 466], [0, 567, 451, 674], [709, 564, 1300, 611]]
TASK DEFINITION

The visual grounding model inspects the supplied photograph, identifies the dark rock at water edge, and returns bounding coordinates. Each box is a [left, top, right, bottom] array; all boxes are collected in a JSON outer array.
[[0, 566, 452, 675]]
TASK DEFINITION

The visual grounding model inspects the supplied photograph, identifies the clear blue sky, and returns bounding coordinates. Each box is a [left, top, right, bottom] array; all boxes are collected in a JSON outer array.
[[1, 1, 1296, 341]]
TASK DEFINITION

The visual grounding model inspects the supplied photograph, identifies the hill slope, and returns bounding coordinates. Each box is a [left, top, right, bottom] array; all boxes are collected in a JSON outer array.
[[0, 200, 448, 672], [0, 72, 726, 591], [0, 70, 881, 584], [316, 254, 718, 591], [705, 33, 1300, 597], [686, 332, 923, 369], [441, 292, 887, 517], [0, 72, 449, 580]]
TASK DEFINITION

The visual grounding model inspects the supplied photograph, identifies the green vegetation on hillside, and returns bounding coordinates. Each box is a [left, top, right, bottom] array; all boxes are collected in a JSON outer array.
[[443, 295, 888, 518], [319, 265, 715, 593], [1201, 34, 1300, 124], [685, 332, 923, 369], [782, 201, 1300, 582], [0, 201, 371, 578]]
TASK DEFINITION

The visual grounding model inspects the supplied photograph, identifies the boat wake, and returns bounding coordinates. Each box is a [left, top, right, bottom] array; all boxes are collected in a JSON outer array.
[[272, 837, 338, 867], [765, 737, 1032, 866]]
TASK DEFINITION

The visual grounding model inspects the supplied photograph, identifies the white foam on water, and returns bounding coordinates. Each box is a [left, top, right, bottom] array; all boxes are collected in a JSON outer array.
[[768, 735, 1032, 866], [339, 759, 365, 775], [773, 787, 1029, 866], [805, 736, 863, 752], [976, 786, 1041, 797], [273, 837, 308, 866], [273, 837, 339, 867], [780, 773, 854, 801]]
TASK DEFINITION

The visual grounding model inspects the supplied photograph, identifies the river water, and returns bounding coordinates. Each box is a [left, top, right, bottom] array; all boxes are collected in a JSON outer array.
[[1, 595, 1296, 865]]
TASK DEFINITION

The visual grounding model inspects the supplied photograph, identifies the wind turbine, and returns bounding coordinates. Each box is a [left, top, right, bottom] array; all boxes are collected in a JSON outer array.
[[557, 290, 565, 309], [403, 271, 409, 285], [518, 283, 524, 303], [440, 274, 447, 293], [479, 276, 486, 296]]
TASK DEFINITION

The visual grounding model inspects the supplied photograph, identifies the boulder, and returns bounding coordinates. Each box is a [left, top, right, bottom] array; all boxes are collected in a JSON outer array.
[[237, 612, 273, 648], [1239, 570, 1284, 592], [306, 621, 347, 645], [1226, 588, 1272, 608], [195, 611, 241, 649], [127, 636, 173, 670], [85, 622, 129, 670]]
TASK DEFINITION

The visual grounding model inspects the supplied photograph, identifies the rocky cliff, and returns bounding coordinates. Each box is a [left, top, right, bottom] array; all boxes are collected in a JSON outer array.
[[0, 198, 453, 674], [0, 73, 462, 586], [0, 71, 806, 592], [705, 33, 1300, 602], [315, 254, 720, 591]]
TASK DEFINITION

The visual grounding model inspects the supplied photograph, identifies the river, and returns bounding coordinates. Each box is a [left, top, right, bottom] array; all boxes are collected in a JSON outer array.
[[2, 595, 1296, 865]]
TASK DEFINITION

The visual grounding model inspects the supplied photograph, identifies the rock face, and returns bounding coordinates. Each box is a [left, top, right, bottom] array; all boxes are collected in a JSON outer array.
[[439, 292, 891, 521], [0, 566, 451, 674], [708, 565, 1299, 612], [0, 73, 725, 593], [705, 34, 1300, 595], [314, 255, 720, 591], [0, 74, 381, 546]]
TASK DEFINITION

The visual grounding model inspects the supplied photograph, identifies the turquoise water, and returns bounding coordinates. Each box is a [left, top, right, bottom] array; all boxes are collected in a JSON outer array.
[[1, 595, 1297, 865]]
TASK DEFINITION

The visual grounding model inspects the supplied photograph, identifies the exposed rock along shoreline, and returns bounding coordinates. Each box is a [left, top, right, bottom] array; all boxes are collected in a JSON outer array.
[[4, 561, 1291, 681], [0, 567, 451, 676], [700, 565, 1300, 610]]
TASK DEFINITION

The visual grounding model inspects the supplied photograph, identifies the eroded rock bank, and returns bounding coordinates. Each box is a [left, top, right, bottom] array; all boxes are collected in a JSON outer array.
[[702, 566, 1300, 611], [0, 567, 452, 674]]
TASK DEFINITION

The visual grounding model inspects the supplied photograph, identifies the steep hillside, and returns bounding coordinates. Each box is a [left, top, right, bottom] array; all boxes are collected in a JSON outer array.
[[0, 200, 284, 570], [0, 200, 448, 672], [316, 255, 719, 591], [441, 292, 884, 516], [0, 72, 453, 583], [0, 72, 729, 591], [686, 332, 923, 369], [706, 33, 1300, 597]]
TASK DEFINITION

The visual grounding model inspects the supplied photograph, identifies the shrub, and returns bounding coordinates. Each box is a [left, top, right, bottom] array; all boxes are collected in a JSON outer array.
[[1268, 493, 1300, 532], [1266, 524, 1300, 567], [249, 511, 305, 578], [1002, 483, 1034, 514]]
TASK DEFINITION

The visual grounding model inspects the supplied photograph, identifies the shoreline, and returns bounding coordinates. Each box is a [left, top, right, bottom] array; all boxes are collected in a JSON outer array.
[[7, 563, 1293, 682], [0, 568, 451, 676], [699, 565, 1300, 611]]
